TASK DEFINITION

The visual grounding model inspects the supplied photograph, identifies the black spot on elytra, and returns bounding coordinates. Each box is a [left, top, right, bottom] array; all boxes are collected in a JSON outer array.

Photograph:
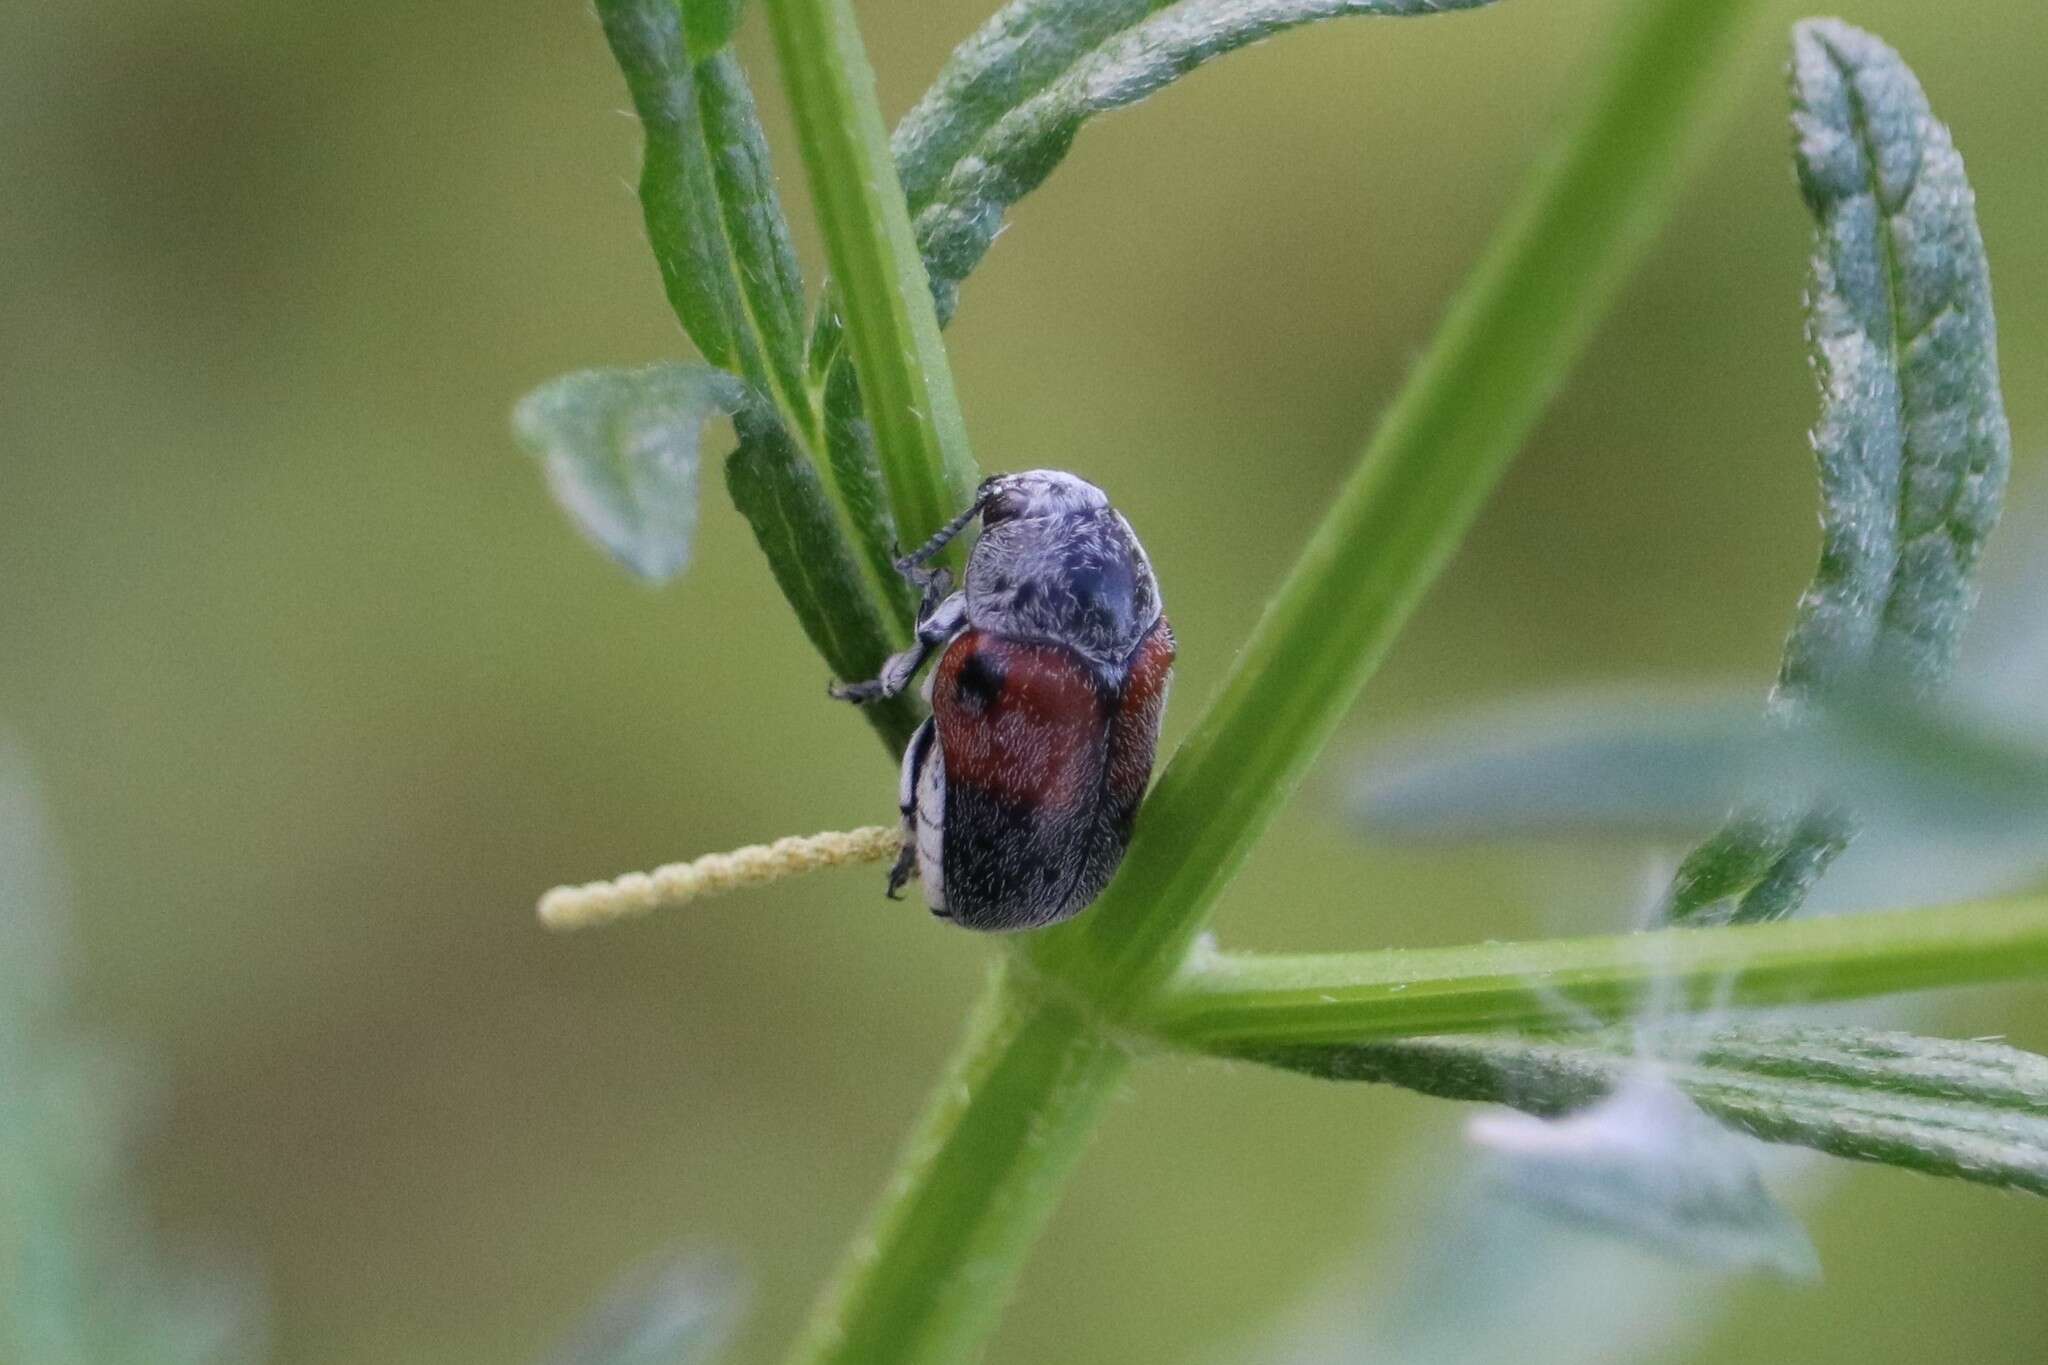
[[1012, 581, 1037, 608], [955, 650, 1005, 712]]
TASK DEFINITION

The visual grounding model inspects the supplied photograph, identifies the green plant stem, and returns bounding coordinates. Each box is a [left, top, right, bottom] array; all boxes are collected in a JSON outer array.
[[763, 0, 981, 557], [785, 3, 1765, 1360], [1026, 0, 1766, 1007], [784, 967, 1128, 1365], [1145, 895, 2048, 1051]]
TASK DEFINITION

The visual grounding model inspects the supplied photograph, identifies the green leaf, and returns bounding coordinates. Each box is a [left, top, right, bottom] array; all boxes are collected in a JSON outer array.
[[818, 355, 920, 626], [681, 0, 750, 57], [726, 409, 925, 748], [1245, 1023, 2048, 1197], [1667, 20, 2012, 926], [598, 0, 810, 420], [897, 0, 1499, 323], [1782, 19, 2010, 696], [513, 364, 750, 582], [595, 0, 921, 743]]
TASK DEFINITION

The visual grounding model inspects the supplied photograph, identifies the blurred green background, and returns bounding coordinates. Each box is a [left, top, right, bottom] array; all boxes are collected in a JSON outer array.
[[4, 0, 2046, 1360]]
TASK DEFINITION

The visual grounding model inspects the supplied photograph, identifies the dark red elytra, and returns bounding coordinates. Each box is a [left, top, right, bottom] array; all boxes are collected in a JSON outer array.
[[830, 471, 1174, 931], [932, 631, 1104, 808]]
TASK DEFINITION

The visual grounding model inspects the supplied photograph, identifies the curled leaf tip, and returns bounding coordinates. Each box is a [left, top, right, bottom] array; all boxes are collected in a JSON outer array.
[[538, 824, 903, 931], [513, 363, 753, 583]]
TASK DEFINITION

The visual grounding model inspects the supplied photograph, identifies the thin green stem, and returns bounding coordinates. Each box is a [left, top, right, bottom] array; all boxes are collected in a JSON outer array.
[[783, 967, 1128, 1365], [1145, 895, 2048, 1051], [763, 0, 982, 557], [1027, 0, 1767, 1006]]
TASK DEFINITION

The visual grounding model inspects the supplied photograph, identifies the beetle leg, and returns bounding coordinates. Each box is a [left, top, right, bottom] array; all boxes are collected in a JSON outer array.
[[829, 592, 967, 704], [885, 839, 918, 899], [887, 718, 937, 900], [901, 561, 953, 613]]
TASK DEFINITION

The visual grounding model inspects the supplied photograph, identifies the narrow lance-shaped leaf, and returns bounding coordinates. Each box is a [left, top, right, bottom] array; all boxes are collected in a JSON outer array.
[[727, 409, 925, 748], [594, 0, 918, 746], [597, 0, 810, 419], [702, 41, 923, 624], [1248, 1023, 2048, 1197], [1667, 20, 2011, 926], [514, 364, 751, 582], [910, 0, 1498, 323]]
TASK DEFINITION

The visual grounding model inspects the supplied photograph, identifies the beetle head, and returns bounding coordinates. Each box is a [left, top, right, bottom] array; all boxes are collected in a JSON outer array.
[[976, 470, 1109, 527]]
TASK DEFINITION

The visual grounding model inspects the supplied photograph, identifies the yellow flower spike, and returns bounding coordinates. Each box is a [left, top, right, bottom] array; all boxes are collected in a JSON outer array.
[[537, 824, 904, 931]]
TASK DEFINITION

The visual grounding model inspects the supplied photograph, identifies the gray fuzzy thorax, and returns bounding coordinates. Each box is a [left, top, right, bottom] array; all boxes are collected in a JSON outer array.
[[964, 507, 1162, 667]]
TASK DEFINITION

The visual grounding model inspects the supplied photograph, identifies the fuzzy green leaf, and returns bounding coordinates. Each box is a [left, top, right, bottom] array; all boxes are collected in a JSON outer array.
[[726, 409, 924, 747], [514, 364, 751, 582], [1667, 20, 2011, 926], [1781, 20, 2010, 696], [598, 0, 810, 419], [899, 0, 1499, 323], [596, 0, 920, 746], [1246, 1023, 2048, 1197]]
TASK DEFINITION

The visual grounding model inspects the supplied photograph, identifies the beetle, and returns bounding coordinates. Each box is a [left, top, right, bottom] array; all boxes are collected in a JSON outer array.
[[831, 470, 1175, 931]]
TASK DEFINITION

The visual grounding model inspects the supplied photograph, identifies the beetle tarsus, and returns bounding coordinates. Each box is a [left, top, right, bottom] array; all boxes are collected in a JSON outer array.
[[829, 677, 887, 705], [885, 838, 917, 898]]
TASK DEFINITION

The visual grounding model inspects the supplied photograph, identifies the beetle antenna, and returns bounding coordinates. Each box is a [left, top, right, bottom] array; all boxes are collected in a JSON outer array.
[[896, 492, 989, 571], [538, 825, 904, 931]]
